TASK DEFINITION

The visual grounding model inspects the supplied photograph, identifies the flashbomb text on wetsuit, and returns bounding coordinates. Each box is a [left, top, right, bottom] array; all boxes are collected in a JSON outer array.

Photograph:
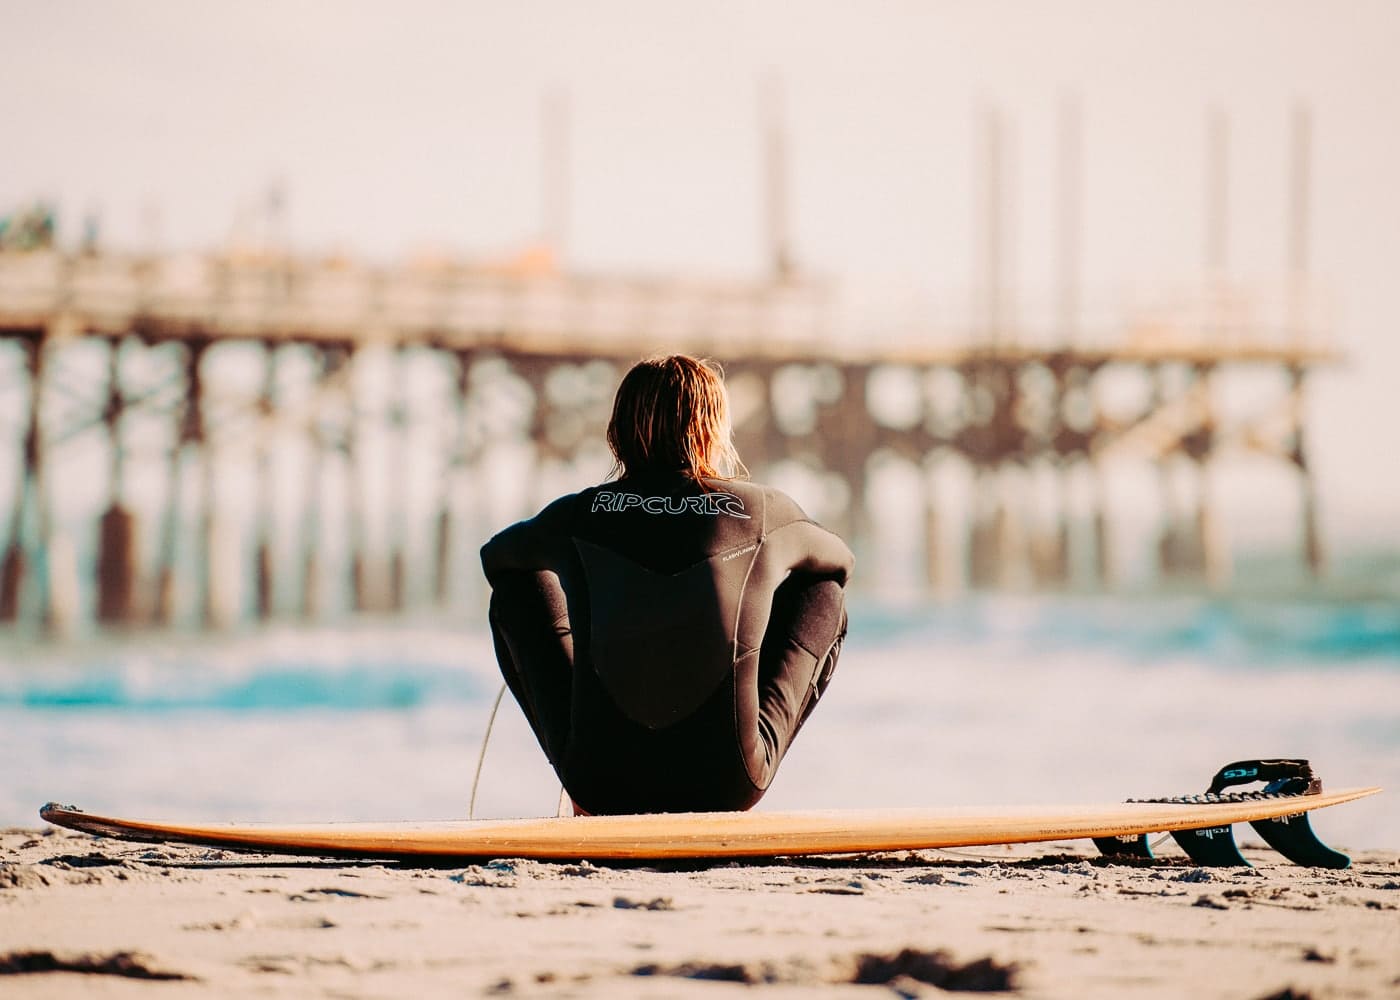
[[590, 491, 750, 518]]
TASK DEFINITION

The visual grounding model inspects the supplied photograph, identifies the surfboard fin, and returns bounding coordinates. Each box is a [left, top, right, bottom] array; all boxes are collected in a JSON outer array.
[[1169, 823, 1251, 867], [1092, 834, 1154, 859], [1249, 810, 1351, 869]]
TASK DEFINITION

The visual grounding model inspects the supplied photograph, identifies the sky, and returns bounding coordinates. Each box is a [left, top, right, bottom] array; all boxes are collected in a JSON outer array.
[[2, 0, 1398, 556]]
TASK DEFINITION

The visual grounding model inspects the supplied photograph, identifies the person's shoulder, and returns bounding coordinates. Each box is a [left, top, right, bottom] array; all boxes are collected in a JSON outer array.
[[487, 490, 583, 544], [480, 489, 586, 572], [723, 479, 811, 525], [538, 489, 586, 520]]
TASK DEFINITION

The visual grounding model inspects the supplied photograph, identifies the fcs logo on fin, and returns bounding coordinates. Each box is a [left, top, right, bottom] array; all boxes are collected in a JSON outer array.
[[1223, 767, 1259, 780]]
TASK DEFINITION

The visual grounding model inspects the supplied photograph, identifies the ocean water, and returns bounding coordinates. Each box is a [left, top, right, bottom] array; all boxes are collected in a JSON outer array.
[[4, 595, 1397, 850]]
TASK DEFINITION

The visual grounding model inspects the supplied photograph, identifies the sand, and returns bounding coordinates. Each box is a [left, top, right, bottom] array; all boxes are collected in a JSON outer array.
[[1, 826, 1397, 998]]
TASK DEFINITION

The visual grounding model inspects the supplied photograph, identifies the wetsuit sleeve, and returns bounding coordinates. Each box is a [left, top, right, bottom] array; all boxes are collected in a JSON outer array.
[[765, 520, 854, 585], [744, 576, 848, 794], [481, 494, 580, 772], [735, 488, 851, 795], [759, 489, 854, 586], [480, 494, 576, 582]]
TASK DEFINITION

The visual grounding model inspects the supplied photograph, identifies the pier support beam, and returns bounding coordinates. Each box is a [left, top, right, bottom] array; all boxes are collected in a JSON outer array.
[[387, 345, 409, 613], [968, 466, 1004, 588], [1152, 366, 1189, 579], [345, 346, 368, 614], [96, 337, 137, 625], [0, 332, 46, 624], [822, 365, 876, 548], [0, 323, 1342, 630], [1186, 364, 1231, 588], [299, 346, 342, 619], [922, 459, 945, 592], [434, 350, 472, 606], [1090, 458, 1112, 588], [254, 341, 277, 621], [1031, 462, 1072, 588], [152, 339, 211, 627]]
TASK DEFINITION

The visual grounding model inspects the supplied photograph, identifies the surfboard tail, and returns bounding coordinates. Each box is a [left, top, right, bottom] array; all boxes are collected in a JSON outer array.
[[1095, 757, 1354, 869]]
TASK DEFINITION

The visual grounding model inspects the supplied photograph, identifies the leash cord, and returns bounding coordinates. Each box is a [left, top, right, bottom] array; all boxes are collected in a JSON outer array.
[[468, 683, 508, 819]]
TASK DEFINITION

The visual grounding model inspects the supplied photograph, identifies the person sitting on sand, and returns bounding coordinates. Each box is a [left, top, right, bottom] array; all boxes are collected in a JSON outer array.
[[481, 354, 853, 815]]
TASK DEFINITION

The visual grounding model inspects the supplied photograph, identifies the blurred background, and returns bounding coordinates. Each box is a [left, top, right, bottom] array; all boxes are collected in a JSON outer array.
[[2, 1, 1396, 847]]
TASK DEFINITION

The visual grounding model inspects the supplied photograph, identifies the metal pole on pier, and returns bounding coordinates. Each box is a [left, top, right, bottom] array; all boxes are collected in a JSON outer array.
[[1288, 103, 1325, 579], [1052, 93, 1083, 585], [980, 103, 1004, 349], [1198, 107, 1231, 587], [761, 75, 793, 281], [1056, 93, 1081, 351], [542, 89, 570, 268], [967, 104, 1007, 587]]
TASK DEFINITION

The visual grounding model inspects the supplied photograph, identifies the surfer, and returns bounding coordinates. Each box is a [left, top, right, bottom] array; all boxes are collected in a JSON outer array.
[[481, 354, 853, 815]]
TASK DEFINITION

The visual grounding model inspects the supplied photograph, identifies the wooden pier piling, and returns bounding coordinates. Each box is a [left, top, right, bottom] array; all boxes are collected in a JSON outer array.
[[0, 330, 45, 623], [254, 341, 277, 621], [96, 336, 137, 624]]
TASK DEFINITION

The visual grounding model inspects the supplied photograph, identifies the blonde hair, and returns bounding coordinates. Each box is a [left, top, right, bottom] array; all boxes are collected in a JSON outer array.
[[606, 355, 746, 482]]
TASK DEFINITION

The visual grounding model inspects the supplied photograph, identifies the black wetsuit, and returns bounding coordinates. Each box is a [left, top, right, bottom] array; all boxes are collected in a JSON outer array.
[[480, 473, 853, 815]]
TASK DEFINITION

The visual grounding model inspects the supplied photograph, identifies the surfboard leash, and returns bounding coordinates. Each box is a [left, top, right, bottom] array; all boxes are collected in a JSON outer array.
[[1127, 757, 1323, 805], [468, 682, 508, 820], [467, 681, 574, 819], [1126, 789, 1312, 805]]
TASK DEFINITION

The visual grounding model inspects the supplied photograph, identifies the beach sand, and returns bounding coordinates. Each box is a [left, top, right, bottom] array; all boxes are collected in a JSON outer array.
[[1, 826, 1396, 998]]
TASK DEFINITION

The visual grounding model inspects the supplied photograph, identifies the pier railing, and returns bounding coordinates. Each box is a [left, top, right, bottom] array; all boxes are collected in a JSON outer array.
[[0, 251, 1335, 364], [0, 251, 833, 356]]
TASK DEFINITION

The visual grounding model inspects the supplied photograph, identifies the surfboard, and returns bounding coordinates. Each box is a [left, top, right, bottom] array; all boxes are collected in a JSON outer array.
[[39, 786, 1379, 863]]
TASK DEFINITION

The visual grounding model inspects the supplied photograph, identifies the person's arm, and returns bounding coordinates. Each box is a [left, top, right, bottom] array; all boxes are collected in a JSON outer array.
[[730, 487, 852, 794], [767, 520, 854, 585], [758, 489, 854, 586], [744, 575, 848, 791], [481, 494, 580, 774], [480, 494, 576, 584]]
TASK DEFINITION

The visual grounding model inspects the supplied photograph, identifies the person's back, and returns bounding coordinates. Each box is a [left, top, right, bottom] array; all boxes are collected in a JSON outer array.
[[481, 356, 852, 814]]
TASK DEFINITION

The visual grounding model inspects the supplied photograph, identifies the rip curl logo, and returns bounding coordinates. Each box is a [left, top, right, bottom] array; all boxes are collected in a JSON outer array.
[[590, 491, 750, 519]]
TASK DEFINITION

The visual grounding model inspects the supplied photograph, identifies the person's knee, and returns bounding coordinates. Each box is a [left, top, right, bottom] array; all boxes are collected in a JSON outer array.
[[781, 577, 846, 659], [490, 571, 569, 629]]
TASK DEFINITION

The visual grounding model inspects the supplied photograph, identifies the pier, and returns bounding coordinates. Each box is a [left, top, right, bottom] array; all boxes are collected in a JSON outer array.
[[0, 104, 1336, 632], [0, 247, 1334, 633]]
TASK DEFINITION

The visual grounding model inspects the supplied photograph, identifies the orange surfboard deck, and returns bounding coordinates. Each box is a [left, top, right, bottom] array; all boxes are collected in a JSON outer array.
[[40, 786, 1379, 861]]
